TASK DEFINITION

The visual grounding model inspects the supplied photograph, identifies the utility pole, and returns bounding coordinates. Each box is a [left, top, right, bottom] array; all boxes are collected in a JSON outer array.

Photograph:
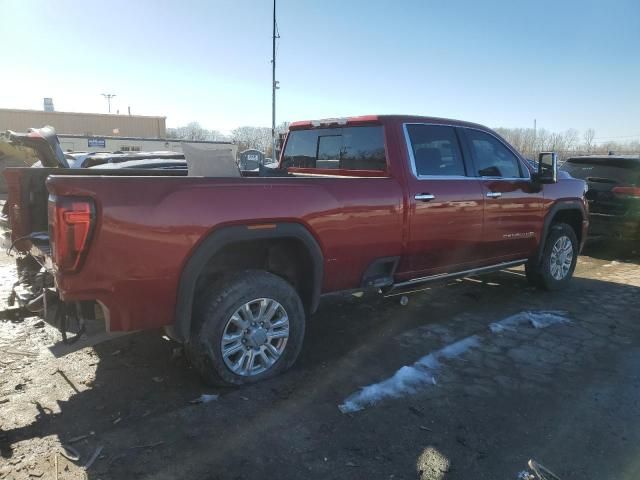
[[101, 93, 116, 113], [271, 0, 279, 162]]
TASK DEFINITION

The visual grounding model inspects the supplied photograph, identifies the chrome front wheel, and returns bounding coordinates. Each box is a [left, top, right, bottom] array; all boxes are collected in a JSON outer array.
[[549, 235, 573, 280]]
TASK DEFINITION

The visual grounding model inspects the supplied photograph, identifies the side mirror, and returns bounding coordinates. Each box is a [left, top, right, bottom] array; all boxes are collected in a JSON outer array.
[[535, 151, 558, 184]]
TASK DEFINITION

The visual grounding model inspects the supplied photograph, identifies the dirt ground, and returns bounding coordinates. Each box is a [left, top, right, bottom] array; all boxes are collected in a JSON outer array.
[[1, 242, 639, 480]]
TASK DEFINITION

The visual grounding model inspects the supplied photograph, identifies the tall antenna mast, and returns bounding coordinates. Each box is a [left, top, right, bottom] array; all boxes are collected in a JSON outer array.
[[271, 0, 279, 161]]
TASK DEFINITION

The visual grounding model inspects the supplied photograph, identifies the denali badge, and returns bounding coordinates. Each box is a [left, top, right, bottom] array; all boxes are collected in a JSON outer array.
[[503, 232, 535, 239]]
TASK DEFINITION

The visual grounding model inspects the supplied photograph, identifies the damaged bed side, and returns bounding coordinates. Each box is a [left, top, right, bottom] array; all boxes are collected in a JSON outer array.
[[0, 127, 173, 356]]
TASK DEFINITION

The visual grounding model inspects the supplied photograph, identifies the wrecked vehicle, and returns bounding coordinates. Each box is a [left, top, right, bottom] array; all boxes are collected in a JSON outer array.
[[0, 127, 68, 192], [67, 150, 186, 169], [0, 127, 190, 333], [1, 115, 588, 385]]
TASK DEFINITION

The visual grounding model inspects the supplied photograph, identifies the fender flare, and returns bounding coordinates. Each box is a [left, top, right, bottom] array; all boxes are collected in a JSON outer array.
[[535, 200, 587, 263], [172, 222, 324, 342]]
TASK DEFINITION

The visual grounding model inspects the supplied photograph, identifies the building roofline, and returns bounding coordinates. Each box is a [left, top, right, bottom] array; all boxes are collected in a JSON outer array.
[[0, 107, 166, 120]]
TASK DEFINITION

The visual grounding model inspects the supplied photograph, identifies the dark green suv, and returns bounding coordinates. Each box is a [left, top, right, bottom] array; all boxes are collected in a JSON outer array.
[[561, 155, 640, 241]]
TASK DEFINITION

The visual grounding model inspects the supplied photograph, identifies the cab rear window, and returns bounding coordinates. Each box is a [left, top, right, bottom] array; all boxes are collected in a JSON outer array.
[[282, 126, 386, 171]]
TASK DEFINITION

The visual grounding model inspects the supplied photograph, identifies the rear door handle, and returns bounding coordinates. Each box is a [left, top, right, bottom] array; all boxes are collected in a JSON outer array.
[[414, 193, 435, 202], [486, 192, 502, 198]]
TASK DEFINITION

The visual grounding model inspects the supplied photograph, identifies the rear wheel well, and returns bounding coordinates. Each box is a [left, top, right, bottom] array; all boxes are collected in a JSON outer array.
[[550, 209, 583, 244], [193, 238, 315, 315]]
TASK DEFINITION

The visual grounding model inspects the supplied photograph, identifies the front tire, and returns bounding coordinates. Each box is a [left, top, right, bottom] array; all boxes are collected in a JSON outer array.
[[526, 223, 578, 291], [186, 270, 306, 386]]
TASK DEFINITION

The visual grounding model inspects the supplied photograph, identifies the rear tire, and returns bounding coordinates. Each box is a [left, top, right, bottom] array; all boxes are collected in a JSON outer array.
[[526, 223, 578, 291], [186, 270, 305, 386]]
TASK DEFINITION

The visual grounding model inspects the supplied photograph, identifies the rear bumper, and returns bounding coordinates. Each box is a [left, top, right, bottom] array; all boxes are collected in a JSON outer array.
[[55, 273, 177, 333], [588, 212, 640, 241]]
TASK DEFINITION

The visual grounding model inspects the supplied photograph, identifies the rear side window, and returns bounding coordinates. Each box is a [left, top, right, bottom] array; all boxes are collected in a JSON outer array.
[[405, 125, 465, 176], [282, 126, 386, 171], [465, 129, 523, 178]]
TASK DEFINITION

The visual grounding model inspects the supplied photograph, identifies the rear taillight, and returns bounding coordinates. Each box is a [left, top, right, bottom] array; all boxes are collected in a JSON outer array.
[[612, 186, 640, 198], [48, 196, 95, 272]]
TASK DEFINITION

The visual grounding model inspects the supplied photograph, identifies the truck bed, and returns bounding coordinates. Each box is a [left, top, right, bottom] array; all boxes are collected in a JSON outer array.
[[5, 168, 403, 333], [3, 167, 188, 250]]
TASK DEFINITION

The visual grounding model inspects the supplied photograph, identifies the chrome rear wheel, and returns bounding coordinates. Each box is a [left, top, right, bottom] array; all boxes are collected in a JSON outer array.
[[187, 270, 305, 386], [221, 298, 290, 377]]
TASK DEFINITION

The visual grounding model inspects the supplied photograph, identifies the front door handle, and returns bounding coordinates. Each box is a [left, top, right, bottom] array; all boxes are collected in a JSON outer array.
[[415, 193, 435, 202], [486, 192, 502, 198]]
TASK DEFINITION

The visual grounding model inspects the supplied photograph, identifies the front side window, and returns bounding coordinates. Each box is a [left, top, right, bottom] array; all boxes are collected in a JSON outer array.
[[466, 129, 523, 178], [405, 124, 465, 177], [282, 126, 386, 171]]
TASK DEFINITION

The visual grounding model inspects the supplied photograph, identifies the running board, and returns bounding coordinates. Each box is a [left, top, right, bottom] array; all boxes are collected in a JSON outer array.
[[387, 259, 528, 295]]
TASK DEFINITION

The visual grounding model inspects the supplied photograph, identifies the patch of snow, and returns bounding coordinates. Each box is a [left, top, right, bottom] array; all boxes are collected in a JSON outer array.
[[338, 335, 480, 413], [339, 310, 571, 413], [190, 394, 219, 404], [489, 310, 569, 333]]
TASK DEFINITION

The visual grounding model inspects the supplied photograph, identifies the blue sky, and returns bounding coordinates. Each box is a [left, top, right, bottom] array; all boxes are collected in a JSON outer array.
[[1, 0, 638, 141]]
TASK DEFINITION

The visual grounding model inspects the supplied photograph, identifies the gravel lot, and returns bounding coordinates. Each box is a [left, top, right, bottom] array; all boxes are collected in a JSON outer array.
[[1, 243, 639, 480]]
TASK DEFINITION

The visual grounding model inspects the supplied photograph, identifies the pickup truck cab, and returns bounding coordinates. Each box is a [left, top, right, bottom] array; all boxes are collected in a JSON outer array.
[[2, 115, 588, 385]]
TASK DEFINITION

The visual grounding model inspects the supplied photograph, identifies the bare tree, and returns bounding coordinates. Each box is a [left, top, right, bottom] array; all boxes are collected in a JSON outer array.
[[276, 121, 290, 135], [494, 126, 639, 161], [167, 122, 636, 162], [166, 122, 296, 157], [564, 129, 579, 151], [583, 128, 596, 152], [166, 122, 226, 141], [231, 126, 272, 154]]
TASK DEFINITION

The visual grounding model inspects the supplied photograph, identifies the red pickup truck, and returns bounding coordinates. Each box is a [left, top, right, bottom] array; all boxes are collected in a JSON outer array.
[[2, 115, 588, 385]]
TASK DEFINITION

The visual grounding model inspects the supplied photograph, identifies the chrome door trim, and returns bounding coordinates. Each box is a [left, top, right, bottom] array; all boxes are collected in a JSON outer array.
[[402, 122, 532, 181], [393, 258, 528, 289], [480, 176, 533, 181]]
